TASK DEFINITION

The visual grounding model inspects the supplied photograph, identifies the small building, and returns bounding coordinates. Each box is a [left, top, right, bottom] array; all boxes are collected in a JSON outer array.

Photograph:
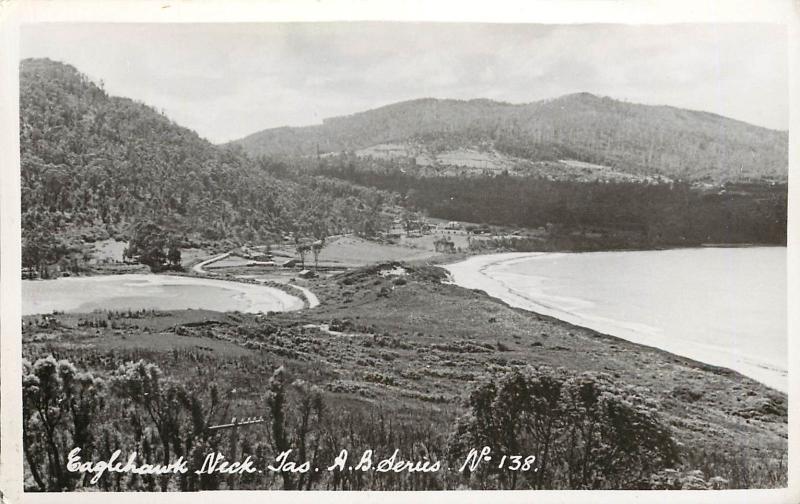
[[240, 245, 268, 259], [249, 260, 276, 267], [298, 269, 316, 279]]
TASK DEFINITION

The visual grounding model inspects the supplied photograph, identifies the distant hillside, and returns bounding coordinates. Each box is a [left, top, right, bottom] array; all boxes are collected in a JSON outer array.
[[230, 94, 788, 183], [20, 58, 390, 268]]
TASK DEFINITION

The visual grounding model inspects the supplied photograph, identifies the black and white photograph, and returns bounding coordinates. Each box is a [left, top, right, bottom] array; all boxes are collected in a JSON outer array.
[[0, 0, 797, 501]]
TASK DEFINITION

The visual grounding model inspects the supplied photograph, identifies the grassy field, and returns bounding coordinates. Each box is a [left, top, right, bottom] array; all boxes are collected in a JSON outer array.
[[22, 260, 788, 490], [270, 235, 441, 268], [87, 239, 127, 264]]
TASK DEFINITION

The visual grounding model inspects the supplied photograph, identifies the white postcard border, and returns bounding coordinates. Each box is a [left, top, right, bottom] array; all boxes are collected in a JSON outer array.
[[0, 1, 797, 503]]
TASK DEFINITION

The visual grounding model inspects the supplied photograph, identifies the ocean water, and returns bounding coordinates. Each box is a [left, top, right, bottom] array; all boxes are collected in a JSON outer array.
[[22, 274, 304, 316], [445, 248, 787, 392]]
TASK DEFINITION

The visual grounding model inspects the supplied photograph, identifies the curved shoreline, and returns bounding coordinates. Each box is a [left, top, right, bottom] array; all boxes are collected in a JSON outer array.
[[285, 283, 320, 308], [186, 251, 321, 309], [443, 251, 787, 393], [22, 273, 305, 315]]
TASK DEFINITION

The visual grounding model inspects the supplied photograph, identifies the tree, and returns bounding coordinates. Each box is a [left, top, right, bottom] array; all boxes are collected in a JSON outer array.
[[167, 240, 182, 267], [311, 239, 325, 272], [264, 367, 293, 489], [128, 222, 184, 272], [127, 221, 169, 271], [295, 243, 311, 269], [111, 360, 187, 491], [22, 229, 58, 278], [402, 210, 422, 234], [263, 367, 327, 490], [22, 356, 105, 491]]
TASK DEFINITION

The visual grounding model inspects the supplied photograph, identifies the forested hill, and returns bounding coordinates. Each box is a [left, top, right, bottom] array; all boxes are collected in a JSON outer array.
[[20, 58, 390, 260], [230, 94, 788, 183]]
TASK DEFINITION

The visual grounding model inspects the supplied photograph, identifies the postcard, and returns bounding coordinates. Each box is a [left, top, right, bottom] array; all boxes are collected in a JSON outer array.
[[0, 1, 797, 503]]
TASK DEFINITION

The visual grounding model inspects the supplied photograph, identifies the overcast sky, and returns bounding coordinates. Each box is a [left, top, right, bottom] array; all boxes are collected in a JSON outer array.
[[21, 23, 788, 143]]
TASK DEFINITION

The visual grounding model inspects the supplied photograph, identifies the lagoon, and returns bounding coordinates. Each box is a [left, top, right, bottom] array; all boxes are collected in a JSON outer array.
[[22, 274, 305, 316]]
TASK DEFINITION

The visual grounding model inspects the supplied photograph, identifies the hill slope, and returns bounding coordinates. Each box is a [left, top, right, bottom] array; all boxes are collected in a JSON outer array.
[[20, 58, 390, 267], [230, 93, 788, 183]]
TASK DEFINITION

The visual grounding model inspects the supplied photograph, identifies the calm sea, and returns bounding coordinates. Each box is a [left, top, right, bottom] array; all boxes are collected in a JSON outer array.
[[446, 247, 787, 392]]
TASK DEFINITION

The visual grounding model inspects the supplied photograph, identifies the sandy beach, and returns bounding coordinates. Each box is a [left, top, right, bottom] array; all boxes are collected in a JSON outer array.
[[444, 250, 787, 392]]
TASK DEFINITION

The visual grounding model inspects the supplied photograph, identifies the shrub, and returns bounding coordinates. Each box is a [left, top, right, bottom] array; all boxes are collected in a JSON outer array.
[[649, 469, 729, 489], [447, 367, 680, 489], [22, 356, 105, 491]]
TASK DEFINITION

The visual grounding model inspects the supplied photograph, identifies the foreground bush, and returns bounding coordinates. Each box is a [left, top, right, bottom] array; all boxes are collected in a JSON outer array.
[[22, 355, 778, 491], [22, 356, 105, 491], [447, 367, 680, 489]]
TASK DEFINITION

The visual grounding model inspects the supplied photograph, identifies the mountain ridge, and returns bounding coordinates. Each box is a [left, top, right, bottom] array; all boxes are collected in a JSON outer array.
[[229, 93, 788, 183], [261, 93, 785, 133]]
